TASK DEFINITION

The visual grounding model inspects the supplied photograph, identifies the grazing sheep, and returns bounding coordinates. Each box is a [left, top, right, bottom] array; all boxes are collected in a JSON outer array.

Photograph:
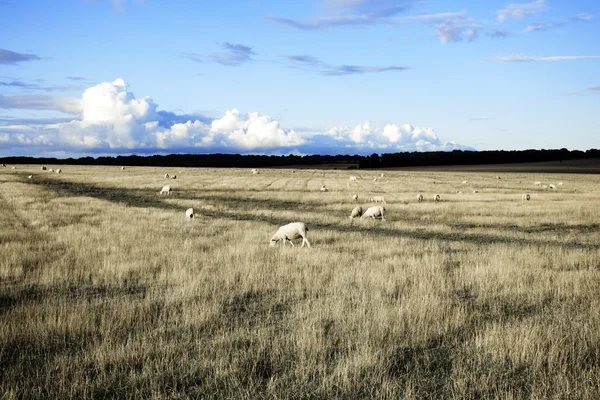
[[56, 169, 61, 174], [160, 185, 172, 195], [473, 190, 479, 194], [320, 185, 328, 192], [349, 206, 363, 219], [252, 168, 259, 174], [380, 173, 384, 177], [348, 175, 357, 182], [370, 195, 385, 204], [549, 184, 556, 189], [171, 175, 177, 179], [542, 185, 548, 189], [522, 194, 531, 201], [373, 178, 377, 182], [456, 191, 463, 194], [292, 170, 295, 174], [361, 205, 385, 221], [28, 175, 32, 179], [186, 208, 194, 219], [49, 168, 54, 172], [534, 181, 541, 186], [41, 166, 46, 171], [269, 222, 310, 248], [496, 176, 501, 180], [11, 166, 16, 170], [434, 194, 441, 202], [121, 167, 125, 170], [417, 193, 424, 202], [462, 180, 468, 184], [352, 194, 359, 202], [1, 164, 5, 167], [164, 173, 170, 179], [558, 182, 563, 186]]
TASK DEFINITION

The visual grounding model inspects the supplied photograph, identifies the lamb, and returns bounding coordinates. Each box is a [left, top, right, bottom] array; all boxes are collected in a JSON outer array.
[[56, 169, 61, 174], [164, 173, 170, 179], [361, 205, 385, 221], [417, 193, 424, 202], [160, 185, 172, 195], [41, 166, 47, 171], [522, 194, 531, 201], [349, 206, 363, 219], [320, 185, 328, 192], [186, 208, 194, 219], [352, 194, 359, 202], [370, 195, 385, 204], [434, 194, 441, 202], [269, 222, 311, 248]]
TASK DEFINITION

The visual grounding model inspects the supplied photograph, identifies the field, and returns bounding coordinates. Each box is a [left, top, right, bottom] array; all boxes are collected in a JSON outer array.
[[1, 165, 600, 399]]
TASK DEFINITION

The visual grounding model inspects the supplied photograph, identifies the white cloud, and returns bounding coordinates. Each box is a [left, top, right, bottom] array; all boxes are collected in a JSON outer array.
[[494, 55, 600, 62], [0, 78, 473, 156], [497, 0, 546, 21]]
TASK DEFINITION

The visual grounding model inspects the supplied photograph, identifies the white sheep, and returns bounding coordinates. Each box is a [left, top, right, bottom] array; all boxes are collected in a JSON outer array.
[[348, 175, 357, 182], [417, 193, 424, 202], [349, 206, 363, 219], [473, 190, 479, 194], [434, 194, 441, 202], [160, 185, 172, 195], [542, 185, 548, 189], [549, 184, 556, 189], [41, 166, 46, 171], [558, 182, 563, 186], [1, 164, 5, 167], [28, 175, 32, 179], [361, 205, 385, 221], [380, 173, 385, 177], [49, 168, 54, 172], [496, 176, 501, 180], [171, 175, 177, 179], [269, 222, 310, 248], [320, 185, 328, 192], [370, 195, 385, 204], [462, 180, 468, 184], [186, 208, 194, 219], [373, 178, 377, 182], [534, 181, 541, 186], [11, 166, 16, 170], [352, 194, 359, 202], [252, 168, 259, 174], [121, 167, 125, 170], [292, 170, 295, 174], [164, 173, 170, 179], [522, 194, 531, 201], [56, 169, 61, 174]]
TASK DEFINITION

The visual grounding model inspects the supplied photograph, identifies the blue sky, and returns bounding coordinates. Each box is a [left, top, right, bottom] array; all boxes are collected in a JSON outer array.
[[0, 0, 599, 157]]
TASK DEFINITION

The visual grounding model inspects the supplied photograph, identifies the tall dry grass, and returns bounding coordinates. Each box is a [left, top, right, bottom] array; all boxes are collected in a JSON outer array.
[[1, 165, 599, 399]]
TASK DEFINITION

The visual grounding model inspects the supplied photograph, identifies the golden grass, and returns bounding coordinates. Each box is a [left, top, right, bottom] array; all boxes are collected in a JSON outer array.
[[1, 165, 599, 399]]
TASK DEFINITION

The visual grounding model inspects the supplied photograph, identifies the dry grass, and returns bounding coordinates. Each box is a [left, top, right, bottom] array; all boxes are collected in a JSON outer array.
[[1, 165, 600, 399]]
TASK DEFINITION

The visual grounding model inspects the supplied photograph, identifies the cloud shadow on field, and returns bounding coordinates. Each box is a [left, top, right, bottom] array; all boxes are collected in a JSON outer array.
[[21, 175, 600, 252]]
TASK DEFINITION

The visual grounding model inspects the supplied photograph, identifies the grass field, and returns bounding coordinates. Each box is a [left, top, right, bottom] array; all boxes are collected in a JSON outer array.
[[1, 165, 600, 399]]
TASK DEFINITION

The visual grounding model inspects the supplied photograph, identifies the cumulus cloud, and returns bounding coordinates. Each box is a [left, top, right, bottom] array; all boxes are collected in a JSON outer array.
[[0, 78, 472, 156], [494, 55, 600, 62], [497, 0, 546, 21], [284, 55, 408, 76], [0, 48, 41, 65]]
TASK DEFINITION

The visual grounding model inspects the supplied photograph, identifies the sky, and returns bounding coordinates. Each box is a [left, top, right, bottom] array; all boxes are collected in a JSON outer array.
[[0, 0, 599, 157]]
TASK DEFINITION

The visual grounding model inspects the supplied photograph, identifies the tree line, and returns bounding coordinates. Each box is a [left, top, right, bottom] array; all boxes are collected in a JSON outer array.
[[1, 148, 598, 169]]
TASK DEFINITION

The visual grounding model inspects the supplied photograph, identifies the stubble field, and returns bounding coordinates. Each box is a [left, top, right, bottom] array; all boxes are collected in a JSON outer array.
[[1, 165, 599, 399]]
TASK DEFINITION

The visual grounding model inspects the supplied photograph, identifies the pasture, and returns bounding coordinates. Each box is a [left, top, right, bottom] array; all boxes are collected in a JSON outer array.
[[1, 165, 600, 399]]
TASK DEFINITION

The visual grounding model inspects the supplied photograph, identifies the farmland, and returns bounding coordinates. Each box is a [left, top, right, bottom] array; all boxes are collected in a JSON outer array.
[[1, 165, 600, 399]]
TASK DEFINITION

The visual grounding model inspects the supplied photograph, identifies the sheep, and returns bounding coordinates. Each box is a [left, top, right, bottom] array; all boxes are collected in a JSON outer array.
[[462, 180, 468, 184], [1, 164, 5, 167], [522, 194, 531, 201], [496, 176, 501, 180], [434, 194, 441, 202], [28, 175, 32, 179], [348, 175, 357, 182], [292, 170, 295, 174], [361, 205, 385, 221], [373, 178, 377, 182], [558, 182, 563, 186], [252, 168, 259, 174], [56, 169, 61, 174], [417, 193, 424, 202], [269, 222, 310, 248], [41, 166, 46, 171], [380, 173, 385, 177], [186, 208, 194, 219], [164, 173, 170, 179], [11, 166, 16, 170], [49, 168, 54, 173], [121, 167, 125, 170], [160, 185, 172, 195], [349, 206, 363, 219], [542, 185, 548, 189], [473, 190, 479, 194], [370, 195, 385, 204], [320, 185, 328, 192], [171, 175, 177, 179], [534, 181, 541, 186], [352, 194, 359, 202], [549, 184, 556, 190]]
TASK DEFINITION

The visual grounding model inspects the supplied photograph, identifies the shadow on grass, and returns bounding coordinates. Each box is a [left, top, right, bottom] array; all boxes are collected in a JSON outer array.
[[23, 176, 600, 251]]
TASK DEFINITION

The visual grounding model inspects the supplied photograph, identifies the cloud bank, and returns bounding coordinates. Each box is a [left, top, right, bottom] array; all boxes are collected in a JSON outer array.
[[0, 48, 41, 65], [0, 79, 473, 156]]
